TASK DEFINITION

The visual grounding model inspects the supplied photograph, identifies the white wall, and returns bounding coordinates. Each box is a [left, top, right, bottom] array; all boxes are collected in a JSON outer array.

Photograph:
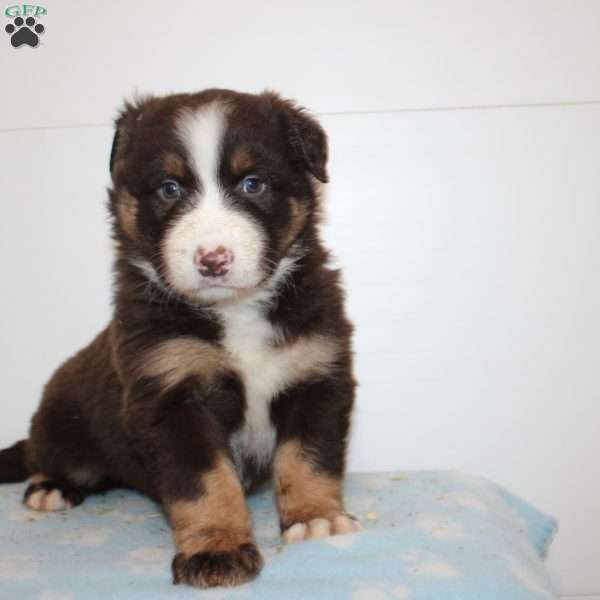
[[1, 1, 599, 597]]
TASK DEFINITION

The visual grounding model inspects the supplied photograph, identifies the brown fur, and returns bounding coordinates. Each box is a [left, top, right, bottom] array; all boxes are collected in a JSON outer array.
[[138, 337, 225, 391], [230, 146, 256, 176], [115, 190, 138, 239], [0, 89, 356, 590], [280, 197, 309, 254], [169, 456, 252, 556], [274, 440, 344, 530], [163, 152, 186, 179]]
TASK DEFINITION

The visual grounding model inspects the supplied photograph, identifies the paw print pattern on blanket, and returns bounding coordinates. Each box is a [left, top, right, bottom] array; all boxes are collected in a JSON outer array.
[[0, 472, 558, 599]]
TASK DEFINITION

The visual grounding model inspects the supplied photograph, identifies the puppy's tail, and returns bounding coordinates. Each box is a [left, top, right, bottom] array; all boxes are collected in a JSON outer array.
[[0, 440, 30, 483]]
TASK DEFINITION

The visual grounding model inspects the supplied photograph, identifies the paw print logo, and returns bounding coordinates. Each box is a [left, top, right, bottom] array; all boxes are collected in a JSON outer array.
[[5, 16, 45, 48]]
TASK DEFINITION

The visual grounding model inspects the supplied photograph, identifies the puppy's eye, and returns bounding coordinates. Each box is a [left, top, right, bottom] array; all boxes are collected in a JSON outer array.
[[158, 180, 182, 200], [240, 175, 267, 195]]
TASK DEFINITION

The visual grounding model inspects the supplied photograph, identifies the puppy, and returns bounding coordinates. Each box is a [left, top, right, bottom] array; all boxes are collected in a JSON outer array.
[[0, 89, 358, 588]]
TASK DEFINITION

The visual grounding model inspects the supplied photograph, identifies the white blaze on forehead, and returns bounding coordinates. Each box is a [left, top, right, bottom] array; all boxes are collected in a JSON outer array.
[[162, 102, 266, 301], [178, 102, 224, 204]]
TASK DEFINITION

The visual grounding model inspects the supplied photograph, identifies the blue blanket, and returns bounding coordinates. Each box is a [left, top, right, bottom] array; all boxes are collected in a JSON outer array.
[[0, 471, 557, 599]]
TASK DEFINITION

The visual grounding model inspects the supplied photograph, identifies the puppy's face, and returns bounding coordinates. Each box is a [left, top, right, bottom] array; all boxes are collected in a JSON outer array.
[[109, 90, 327, 303]]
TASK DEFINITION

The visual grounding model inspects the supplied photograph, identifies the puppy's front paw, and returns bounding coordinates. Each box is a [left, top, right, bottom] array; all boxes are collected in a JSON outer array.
[[172, 542, 263, 588], [283, 513, 362, 543]]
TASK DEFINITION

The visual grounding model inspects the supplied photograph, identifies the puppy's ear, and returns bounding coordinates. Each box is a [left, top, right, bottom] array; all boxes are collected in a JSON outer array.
[[109, 96, 153, 177], [266, 92, 329, 183], [109, 127, 121, 174]]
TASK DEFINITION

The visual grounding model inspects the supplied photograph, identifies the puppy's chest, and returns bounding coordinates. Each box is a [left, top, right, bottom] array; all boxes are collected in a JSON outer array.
[[217, 304, 293, 478]]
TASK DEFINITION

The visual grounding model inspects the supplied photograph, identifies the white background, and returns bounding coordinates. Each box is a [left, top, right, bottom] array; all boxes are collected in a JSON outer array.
[[1, 2, 599, 598]]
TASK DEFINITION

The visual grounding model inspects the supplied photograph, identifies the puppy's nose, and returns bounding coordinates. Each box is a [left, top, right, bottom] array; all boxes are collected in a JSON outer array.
[[194, 246, 234, 277]]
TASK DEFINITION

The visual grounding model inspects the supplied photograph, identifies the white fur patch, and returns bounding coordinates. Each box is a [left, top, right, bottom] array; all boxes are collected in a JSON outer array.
[[283, 522, 307, 544], [129, 258, 163, 286], [25, 487, 71, 512], [162, 103, 266, 302], [216, 257, 338, 485], [283, 514, 362, 544], [307, 517, 332, 538], [216, 288, 284, 483]]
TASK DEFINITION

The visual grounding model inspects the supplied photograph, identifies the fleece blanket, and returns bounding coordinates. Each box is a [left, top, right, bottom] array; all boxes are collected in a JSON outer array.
[[0, 471, 558, 600]]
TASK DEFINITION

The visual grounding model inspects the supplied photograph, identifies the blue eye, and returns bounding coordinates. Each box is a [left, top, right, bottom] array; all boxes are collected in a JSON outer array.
[[240, 175, 266, 195], [159, 180, 182, 200]]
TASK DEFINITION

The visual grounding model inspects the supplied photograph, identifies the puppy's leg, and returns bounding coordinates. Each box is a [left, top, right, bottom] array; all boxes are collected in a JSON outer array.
[[273, 376, 360, 543], [169, 456, 261, 587], [274, 442, 361, 542], [24, 327, 121, 511], [25, 417, 111, 513], [126, 377, 262, 588]]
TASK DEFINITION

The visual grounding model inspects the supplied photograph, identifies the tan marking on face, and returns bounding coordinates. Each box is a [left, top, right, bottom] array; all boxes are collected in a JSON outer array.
[[230, 146, 255, 176], [169, 456, 253, 556], [274, 440, 344, 527], [163, 152, 186, 179], [309, 175, 327, 223], [139, 337, 225, 390], [116, 190, 139, 239], [280, 197, 308, 254]]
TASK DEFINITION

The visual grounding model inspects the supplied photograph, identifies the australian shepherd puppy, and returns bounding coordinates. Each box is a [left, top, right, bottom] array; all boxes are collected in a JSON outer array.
[[0, 88, 358, 588]]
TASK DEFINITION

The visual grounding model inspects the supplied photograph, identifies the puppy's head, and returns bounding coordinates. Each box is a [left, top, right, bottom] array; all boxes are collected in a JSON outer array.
[[109, 89, 327, 304]]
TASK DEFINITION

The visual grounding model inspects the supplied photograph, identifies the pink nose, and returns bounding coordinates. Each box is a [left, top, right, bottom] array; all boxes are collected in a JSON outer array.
[[194, 246, 234, 278]]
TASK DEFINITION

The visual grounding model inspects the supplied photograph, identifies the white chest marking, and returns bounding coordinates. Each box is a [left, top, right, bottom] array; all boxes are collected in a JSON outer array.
[[217, 300, 283, 477], [213, 261, 340, 484]]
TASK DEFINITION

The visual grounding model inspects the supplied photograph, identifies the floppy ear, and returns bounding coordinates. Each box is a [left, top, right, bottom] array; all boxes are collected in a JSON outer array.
[[109, 127, 121, 174], [266, 92, 329, 183], [109, 103, 135, 176], [109, 96, 153, 176]]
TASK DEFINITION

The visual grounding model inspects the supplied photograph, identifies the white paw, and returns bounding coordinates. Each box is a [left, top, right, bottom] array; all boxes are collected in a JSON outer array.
[[25, 488, 72, 512], [24, 476, 74, 512], [283, 513, 362, 543]]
